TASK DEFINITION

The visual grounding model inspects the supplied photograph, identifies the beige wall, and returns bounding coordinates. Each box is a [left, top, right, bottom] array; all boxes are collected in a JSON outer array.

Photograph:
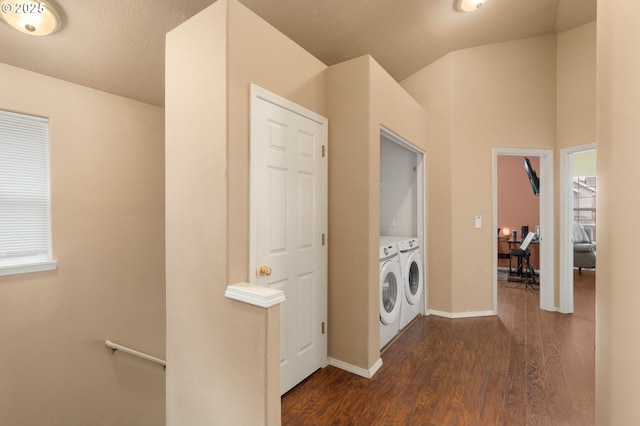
[[227, 2, 327, 422], [401, 56, 454, 313], [450, 37, 557, 313], [226, 0, 328, 285], [369, 59, 429, 364], [555, 22, 597, 306], [402, 35, 557, 313], [327, 56, 428, 370], [0, 63, 165, 425], [166, 1, 326, 424], [596, 1, 640, 423], [557, 22, 596, 150], [326, 56, 372, 369], [166, 3, 237, 425]]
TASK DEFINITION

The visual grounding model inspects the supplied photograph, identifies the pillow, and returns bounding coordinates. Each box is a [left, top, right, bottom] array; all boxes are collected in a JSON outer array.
[[573, 222, 590, 243]]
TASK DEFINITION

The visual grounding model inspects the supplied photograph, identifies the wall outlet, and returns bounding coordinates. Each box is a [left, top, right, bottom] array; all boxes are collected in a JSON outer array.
[[386, 218, 396, 228], [475, 215, 482, 228]]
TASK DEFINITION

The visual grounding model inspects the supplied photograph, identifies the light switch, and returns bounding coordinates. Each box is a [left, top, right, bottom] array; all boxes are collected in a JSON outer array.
[[475, 215, 482, 228]]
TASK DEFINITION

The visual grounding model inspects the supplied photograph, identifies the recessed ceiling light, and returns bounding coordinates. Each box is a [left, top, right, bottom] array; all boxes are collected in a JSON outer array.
[[455, 0, 488, 12], [0, 0, 62, 36]]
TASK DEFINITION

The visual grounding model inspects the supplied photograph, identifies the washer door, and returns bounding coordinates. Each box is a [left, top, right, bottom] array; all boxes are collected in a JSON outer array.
[[380, 259, 401, 325], [404, 251, 423, 305]]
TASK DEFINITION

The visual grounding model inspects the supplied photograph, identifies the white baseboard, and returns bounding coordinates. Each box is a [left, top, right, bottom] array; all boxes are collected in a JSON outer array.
[[328, 357, 383, 379], [428, 309, 496, 319]]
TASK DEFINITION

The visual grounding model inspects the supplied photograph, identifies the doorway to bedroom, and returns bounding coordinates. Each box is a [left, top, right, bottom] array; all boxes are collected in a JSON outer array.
[[493, 148, 554, 313], [559, 144, 597, 313]]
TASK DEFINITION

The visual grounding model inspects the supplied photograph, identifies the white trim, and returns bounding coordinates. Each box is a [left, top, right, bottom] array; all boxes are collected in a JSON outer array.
[[328, 357, 383, 379], [418, 150, 427, 315], [493, 148, 555, 312], [559, 143, 596, 314], [380, 127, 421, 154], [492, 151, 499, 314], [251, 84, 327, 126], [0, 260, 57, 277], [379, 125, 428, 315], [224, 282, 286, 308], [428, 309, 495, 319]]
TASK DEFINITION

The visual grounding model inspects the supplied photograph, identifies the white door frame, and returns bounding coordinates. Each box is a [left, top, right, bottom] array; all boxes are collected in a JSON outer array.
[[380, 126, 428, 315], [249, 84, 328, 367], [492, 148, 555, 312], [559, 143, 596, 313]]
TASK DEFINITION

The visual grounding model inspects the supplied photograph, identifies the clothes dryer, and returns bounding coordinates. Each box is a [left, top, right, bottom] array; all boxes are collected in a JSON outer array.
[[379, 242, 402, 349], [381, 236, 424, 330]]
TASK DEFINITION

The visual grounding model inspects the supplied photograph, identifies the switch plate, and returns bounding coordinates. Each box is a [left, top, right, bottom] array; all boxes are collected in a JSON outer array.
[[475, 215, 482, 228]]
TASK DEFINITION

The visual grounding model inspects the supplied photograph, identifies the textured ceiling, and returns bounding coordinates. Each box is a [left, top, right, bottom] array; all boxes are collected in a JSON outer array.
[[0, 0, 596, 107]]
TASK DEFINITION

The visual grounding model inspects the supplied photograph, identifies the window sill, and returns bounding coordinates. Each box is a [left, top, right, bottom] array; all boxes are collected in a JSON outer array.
[[0, 260, 58, 277]]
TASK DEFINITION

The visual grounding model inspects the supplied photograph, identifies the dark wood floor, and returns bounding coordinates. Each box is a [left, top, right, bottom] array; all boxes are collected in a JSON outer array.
[[281, 270, 595, 426]]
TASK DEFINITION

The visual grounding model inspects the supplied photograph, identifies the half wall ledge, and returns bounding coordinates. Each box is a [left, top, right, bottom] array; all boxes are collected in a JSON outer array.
[[225, 282, 286, 308]]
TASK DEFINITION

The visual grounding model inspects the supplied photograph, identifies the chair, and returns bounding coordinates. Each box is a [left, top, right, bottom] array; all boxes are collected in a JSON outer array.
[[508, 232, 538, 288], [573, 222, 596, 274]]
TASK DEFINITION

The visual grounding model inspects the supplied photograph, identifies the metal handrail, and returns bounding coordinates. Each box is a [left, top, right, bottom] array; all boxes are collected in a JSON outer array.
[[105, 340, 166, 369]]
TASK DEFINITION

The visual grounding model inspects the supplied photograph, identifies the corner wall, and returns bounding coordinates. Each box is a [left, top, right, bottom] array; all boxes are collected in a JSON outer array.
[[166, 3, 243, 424], [226, 0, 328, 285], [326, 56, 373, 370], [166, 1, 327, 424], [0, 64, 165, 425], [449, 36, 557, 313], [402, 35, 557, 314], [596, 1, 640, 423], [369, 59, 429, 364], [401, 56, 454, 313], [557, 22, 596, 150], [327, 55, 428, 371]]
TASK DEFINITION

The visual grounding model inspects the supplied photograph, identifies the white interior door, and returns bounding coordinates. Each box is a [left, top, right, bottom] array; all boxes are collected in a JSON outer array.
[[250, 85, 327, 395]]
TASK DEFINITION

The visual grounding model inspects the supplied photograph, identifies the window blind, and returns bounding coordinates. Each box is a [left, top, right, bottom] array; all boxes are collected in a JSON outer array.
[[0, 109, 51, 267]]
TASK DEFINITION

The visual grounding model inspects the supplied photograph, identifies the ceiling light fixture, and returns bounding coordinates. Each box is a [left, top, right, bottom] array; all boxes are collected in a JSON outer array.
[[0, 0, 62, 36], [455, 0, 488, 12]]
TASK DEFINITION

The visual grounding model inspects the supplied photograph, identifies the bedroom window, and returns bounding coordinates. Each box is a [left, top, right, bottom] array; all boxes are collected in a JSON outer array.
[[0, 109, 57, 276]]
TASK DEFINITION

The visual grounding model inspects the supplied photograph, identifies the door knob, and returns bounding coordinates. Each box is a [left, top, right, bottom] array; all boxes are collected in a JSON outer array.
[[258, 265, 272, 276]]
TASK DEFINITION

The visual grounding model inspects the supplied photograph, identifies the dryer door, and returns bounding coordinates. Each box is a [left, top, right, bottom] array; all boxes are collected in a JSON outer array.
[[404, 251, 423, 305], [380, 259, 401, 324]]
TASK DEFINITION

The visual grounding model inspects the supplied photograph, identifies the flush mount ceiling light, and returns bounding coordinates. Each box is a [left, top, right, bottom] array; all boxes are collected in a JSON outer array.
[[455, 0, 488, 12], [0, 0, 62, 36]]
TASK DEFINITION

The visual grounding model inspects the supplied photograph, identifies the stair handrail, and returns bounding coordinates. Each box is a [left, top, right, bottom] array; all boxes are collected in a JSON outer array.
[[105, 340, 166, 369]]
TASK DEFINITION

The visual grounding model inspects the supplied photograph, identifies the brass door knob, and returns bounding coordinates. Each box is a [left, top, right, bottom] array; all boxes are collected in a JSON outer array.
[[258, 265, 272, 276]]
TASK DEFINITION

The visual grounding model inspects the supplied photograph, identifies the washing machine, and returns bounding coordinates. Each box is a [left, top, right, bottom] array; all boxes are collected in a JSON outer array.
[[379, 242, 402, 349], [381, 236, 424, 330]]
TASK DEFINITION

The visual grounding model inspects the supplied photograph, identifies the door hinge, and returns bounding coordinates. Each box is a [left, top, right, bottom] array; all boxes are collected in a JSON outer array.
[[322, 233, 325, 245], [322, 322, 325, 334], [322, 145, 325, 157]]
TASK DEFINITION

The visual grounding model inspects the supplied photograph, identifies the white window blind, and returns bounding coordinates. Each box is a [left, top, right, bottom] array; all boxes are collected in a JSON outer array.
[[0, 109, 52, 269]]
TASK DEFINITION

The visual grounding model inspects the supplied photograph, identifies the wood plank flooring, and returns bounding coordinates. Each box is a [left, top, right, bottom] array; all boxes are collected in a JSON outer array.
[[281, 270, 595, 425]]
